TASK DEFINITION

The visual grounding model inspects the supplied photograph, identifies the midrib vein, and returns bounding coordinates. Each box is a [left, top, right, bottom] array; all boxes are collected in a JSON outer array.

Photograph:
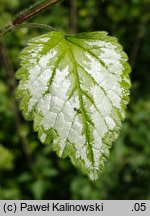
[[65, 38, 94, 166]]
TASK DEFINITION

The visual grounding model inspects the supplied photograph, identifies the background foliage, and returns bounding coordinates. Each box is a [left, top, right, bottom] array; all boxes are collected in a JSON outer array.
[[0, 0, 150, 199]]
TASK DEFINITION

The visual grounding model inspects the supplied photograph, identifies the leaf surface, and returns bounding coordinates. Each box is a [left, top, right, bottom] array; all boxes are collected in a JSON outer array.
[[16, 31, 131, 180]]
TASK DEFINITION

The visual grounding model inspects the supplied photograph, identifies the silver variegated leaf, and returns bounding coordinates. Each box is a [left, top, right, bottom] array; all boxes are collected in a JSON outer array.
[[16, 31, 131, 180]]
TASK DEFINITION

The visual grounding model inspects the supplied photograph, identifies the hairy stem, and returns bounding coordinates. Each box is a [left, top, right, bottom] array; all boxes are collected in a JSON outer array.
[[0, 0, 62, 36]]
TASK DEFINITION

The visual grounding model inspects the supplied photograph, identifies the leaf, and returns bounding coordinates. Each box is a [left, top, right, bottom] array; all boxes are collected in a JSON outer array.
[[16, 31, 131, 180], [0, 145, 14, 170]]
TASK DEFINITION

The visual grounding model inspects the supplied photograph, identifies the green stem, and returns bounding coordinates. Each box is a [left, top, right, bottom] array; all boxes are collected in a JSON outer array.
[[21, 23, 56, 31], [0, 0, 62, 37]]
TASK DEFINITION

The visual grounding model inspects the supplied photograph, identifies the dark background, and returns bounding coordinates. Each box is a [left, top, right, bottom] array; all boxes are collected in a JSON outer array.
[[0, 0, 150, 199]]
